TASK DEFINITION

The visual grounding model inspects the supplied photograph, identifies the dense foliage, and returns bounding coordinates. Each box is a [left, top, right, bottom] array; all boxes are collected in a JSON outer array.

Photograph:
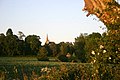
[[37, 47, 49, 61], [82, 0, 120, 80], [0, 28, 42, 56], [0, 58, 119, 80], [0, 28, 101, 62], [0, 28, 119, 64], [83, 0, 120, 64]]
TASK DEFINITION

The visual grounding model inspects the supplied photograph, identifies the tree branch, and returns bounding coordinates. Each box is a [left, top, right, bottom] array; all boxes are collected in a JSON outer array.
[[83, 0, 120, 29]]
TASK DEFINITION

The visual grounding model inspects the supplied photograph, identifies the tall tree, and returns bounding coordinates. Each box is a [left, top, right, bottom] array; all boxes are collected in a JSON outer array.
[[4, 29, 21, 56], [59, 42, 69, 55], [0, 33, 5, 56], [25, 35, 41, 55], [44, 44, 52, 56], [17, 40, 28, 56], [18, 31, 25, 40], [37, 47, 49, 61], [48, 42, 58, 57], [6, 28, 13, 36], [74, 34, 86, 62], [4, 34, 19, 56], [85, 33, 102, 63]]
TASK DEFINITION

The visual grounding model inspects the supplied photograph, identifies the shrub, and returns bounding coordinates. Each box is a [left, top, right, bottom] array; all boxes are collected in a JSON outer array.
[[57, 54, 68, 62], [37, 47, 49, 61]]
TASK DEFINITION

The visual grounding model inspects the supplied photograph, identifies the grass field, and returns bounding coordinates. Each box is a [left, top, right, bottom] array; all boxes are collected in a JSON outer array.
[[0, 57, 91, 65], [0, 57, 119, 80], [0, 57, 92, 80]]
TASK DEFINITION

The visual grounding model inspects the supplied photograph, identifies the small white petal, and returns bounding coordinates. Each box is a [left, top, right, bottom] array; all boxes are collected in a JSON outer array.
[[109, 57, 111, 60], [116, 51, 118, 53], [91, 50, 95, 55], [103, 50, 106, 53], [100, 45, 104, 49], [98, 53, 100, 55]]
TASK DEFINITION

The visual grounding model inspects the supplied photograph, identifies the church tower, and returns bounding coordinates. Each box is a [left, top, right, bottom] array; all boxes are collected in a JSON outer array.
[[45, 34, 49, 44]]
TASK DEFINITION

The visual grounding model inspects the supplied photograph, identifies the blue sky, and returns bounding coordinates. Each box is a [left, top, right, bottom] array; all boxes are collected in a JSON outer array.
[[0, 0, 107, 44]]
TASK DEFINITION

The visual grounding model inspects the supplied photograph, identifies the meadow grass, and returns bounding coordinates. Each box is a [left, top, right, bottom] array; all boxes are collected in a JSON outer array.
[[0, 57, 119, 80], [0, 57, 90, 65], [0, 57, 93, 80]]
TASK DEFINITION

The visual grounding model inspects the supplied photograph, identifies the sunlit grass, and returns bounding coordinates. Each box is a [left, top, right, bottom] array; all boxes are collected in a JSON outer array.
[[0, 57, 119, 80]]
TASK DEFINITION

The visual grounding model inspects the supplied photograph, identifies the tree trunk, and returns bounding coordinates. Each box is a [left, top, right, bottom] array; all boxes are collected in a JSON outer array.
[[83, 0, 120, 29]]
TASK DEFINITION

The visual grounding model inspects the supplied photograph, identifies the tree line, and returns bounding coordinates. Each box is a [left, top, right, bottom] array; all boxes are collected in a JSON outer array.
[[0, 28, 119, 63]]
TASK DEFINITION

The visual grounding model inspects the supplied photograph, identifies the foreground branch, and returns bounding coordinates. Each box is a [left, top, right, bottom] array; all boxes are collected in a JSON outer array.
[[83, 0, 120, 29]]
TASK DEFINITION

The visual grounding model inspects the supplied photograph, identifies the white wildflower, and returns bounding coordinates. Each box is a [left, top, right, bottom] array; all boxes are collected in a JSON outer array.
[[15, 68, 18, 73], [91, 50, 95, 55], [116, 51, 118, 53], [92, 75, 93, 77], [98, 53, 100, 55], [94, 59, 96, 63], [44, 67, 48, 72], [106, 32, 109, 36], [41, 68, 44, 72], [91, 61, 93, 64], [103, 50, 106, 53], [41, 67, 51, 73], [96, 70, 98, 73], [41, 67, 48, 72], [117, 16, 119, 19], [100, 45, 104, 49], [118, 48, 120, 51], [109, 57, 111, 60]]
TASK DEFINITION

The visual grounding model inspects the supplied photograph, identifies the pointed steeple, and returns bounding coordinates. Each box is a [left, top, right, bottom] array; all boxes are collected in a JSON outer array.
[[45, 34, 49, 44]]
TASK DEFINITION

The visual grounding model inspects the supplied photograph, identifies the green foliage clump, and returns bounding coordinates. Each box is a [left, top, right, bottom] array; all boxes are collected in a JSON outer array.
[[37, 47, 49, 61], [25, 35, 41, 55], [0, 28, 42, 56], [57, 54, 68, 62], [74, 34, 86, 62]]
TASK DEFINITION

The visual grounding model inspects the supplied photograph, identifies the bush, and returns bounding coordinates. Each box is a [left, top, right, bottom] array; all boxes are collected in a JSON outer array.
[[57, 54, 68, 62], [37, 47, 49, 61], [0, 62, 120, 80]]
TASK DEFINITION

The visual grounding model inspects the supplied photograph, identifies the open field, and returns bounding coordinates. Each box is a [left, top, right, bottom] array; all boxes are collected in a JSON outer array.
[[0, 57, 87, 65], [0, 57, 120, 80], [0, 57, 38, 61], [0, 57, 92, 80]]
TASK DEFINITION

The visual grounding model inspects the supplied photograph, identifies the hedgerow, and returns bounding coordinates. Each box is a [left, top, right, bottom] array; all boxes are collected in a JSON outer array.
[[0, 62, 120, 80]]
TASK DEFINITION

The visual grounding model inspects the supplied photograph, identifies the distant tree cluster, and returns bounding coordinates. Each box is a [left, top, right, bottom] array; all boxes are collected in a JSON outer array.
[[36, 32, 104, 63], [0, 28, 41, 56], [0, 28, 98, 62], [0, 28, 119, 63]]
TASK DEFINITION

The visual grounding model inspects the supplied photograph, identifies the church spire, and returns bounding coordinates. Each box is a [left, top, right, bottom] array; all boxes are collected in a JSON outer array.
[[45, 34, 49, 44]]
